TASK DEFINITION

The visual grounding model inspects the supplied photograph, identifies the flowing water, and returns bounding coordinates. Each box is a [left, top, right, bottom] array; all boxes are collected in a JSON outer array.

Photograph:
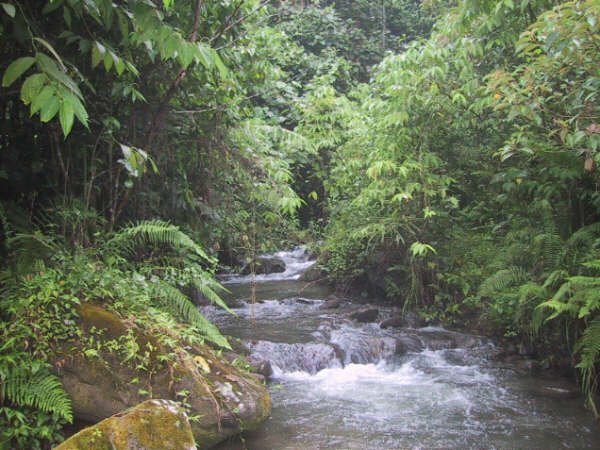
[[209, 249, 600, 449]]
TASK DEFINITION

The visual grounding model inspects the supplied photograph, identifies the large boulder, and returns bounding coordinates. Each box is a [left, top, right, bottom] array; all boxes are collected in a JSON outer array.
[[55, 399, 196, 450], [241, 256, 285, 275], [53, 304, 271, 449]]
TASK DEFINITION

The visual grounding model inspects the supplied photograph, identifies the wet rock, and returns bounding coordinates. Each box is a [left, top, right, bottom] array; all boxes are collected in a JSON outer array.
[[404, 312, 425, 328], [319, 297, 344, 310], [349, 308, 379, 323], [225, 298, 245, 309], [241, 256, 286, 275], [248, 357, 273, 379], [54, 303, 271, 449], [295, 298, 312, 305], [395, 335, 424, 354], [55, 399, 196, 450], [380, 315, 406, 329], [298, 263, 325, 282], [246, 341, 340, 374], [451, 333, 486, 349]]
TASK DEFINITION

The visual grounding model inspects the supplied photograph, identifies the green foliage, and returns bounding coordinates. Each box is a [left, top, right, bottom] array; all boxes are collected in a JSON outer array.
[[0, 215, 232, 447], [0, 359, 73, 423], [537, 260, 600, 416]]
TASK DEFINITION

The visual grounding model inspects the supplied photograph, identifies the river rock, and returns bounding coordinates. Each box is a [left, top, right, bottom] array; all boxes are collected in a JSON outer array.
[[319, 297, 344, 310], [395, 334, 424, 354], [55, 399, 196, 450], [247, 356, 273, 379], [241, 256, 286, 275], [349, 308, 379, 323], [54, 304, 271, 449], [380, 315, 406, 329], [298, 263, 325, 282]]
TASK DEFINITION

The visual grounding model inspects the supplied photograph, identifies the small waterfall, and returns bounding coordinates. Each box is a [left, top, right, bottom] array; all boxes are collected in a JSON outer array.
[[329, 324, 398, 365], [246, 340, 342, 375], [223, 247, 315, 284]]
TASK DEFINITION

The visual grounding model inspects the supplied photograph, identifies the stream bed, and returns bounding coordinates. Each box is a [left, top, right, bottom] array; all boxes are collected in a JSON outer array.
[[208, 249, 600, 449]]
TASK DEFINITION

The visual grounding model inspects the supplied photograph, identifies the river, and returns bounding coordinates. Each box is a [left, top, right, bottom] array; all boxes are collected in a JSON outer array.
[[207, 249, 600, 449]]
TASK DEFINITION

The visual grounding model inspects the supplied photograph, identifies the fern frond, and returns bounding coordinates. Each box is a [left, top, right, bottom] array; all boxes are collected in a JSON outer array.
[[192, 272, 232, 314], [542, 269, 568, 290], [107, 220, 211, 262], [478, 266, 530, 297], [582, 260, 600, 272], [5, 232, 62, 274], [533, 222, 563, 270], [567, 223, 600, 249], [0, 362, 72, 422], [516, 282, 548, 335], [566, 223, 600, 267], [574, 317, 600, 417], [150, 281, 231, 349]]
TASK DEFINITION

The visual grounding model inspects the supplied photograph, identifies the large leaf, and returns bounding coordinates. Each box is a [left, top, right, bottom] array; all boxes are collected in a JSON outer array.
[[59, 99, 74, 136], [2, 57, 36, 87]]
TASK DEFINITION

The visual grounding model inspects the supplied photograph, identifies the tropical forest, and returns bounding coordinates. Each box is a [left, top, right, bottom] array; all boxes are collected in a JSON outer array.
[[1, 0, 599, 448]]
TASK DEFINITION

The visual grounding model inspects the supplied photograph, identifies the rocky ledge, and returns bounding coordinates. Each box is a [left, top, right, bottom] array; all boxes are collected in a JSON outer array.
[[53, 303, 271, 449]]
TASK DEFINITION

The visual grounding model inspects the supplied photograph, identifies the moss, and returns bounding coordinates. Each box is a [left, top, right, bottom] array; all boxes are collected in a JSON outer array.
[[78, 303, 128, 340], [55, 400, 196, 450]]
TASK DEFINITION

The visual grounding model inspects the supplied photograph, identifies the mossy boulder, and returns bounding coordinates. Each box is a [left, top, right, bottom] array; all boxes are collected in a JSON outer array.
[[54, 399, 195, 450], [54, 304, 271, 449]]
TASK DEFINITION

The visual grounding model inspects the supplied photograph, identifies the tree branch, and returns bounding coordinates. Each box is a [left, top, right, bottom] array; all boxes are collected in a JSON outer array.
[[144, 0, 204, 150]]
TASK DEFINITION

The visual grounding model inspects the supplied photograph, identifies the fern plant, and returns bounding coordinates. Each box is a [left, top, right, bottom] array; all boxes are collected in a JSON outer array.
[[0, 321, 73, 449], [537, 259, 600, 417], [105, 219, 212, 263], [103, 220, 232, 348], [0, 219, 233, 448]]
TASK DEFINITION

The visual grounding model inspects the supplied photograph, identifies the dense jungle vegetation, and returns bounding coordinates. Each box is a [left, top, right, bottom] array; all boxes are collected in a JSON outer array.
[[1, 0, 599, 447]]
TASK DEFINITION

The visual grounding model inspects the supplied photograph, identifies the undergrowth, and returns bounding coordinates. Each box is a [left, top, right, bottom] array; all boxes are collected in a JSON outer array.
[[0, 218, 231, 449]]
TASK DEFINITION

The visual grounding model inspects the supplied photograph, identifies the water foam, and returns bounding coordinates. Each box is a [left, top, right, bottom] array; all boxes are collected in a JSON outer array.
[[224, 247, 316, 284]]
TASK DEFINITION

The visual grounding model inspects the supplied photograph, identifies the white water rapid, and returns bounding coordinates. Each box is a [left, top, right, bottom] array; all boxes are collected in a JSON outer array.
[[207, 250, 600, 449]]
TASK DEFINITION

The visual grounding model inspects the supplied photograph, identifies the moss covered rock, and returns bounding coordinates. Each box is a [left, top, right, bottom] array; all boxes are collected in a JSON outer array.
[[54, 399, 195, 450], [54, 304, 271, 449]]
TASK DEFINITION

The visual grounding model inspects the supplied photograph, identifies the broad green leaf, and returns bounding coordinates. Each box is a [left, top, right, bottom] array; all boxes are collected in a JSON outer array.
[[39, 94, 60, 122], [33, 37, 67, 71], [2, 57, 36, 87], [212, 49, 229, 78], [36, 53, 83, 99], [59, 99, 75, 136], [196, 43, 214, 69], [114, 56, 125, 76], [30, 85, 55, 115], [103, 51, 114, 71], [1, 2, 15, 17], [91, 42, 104, 68], [20, 73, 47, 104]]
